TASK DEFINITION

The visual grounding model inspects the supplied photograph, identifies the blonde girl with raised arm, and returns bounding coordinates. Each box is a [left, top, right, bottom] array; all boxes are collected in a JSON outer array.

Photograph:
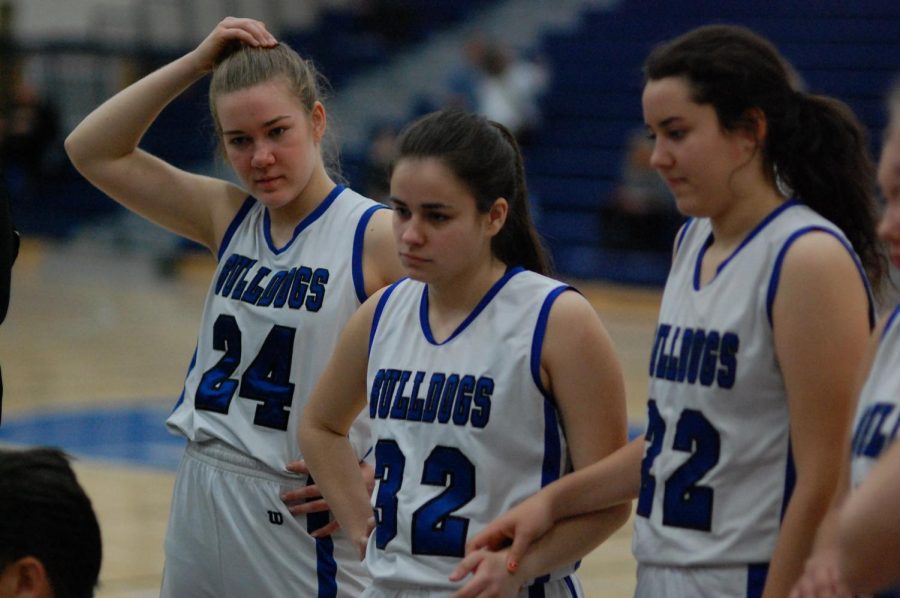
[[65, 17, 403, 597]]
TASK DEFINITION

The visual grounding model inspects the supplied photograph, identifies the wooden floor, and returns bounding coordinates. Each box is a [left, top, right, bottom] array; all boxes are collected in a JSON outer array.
[[0, 238, 661, 597]]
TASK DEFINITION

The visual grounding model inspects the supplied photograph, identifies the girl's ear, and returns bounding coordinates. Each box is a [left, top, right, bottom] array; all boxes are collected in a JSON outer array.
[[310, 101, 327, 143], [486, 197, 509, 237], [740, 106, 768, 150]]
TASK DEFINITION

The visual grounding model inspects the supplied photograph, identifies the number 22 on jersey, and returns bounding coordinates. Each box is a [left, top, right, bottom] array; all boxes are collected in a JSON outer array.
[[637, 399, 721, 531]]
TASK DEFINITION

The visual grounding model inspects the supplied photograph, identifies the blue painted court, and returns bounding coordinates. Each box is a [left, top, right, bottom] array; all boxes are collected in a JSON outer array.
[[0, 402, 186, 470], [0, 402, 644, 471]]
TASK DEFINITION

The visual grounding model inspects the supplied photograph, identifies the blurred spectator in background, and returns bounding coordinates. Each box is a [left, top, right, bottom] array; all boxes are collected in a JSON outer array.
[[360, 121, 399, 204], [475, 43, 549, 146], [0, 81, 59, 205], [599, 129, 681, 252], [445, 33, 488, 112]]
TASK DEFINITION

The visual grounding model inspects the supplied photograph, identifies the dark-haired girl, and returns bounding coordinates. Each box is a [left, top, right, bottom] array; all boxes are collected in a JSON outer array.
[[299, 109, 629, 597], [465, 24, 883, 598]]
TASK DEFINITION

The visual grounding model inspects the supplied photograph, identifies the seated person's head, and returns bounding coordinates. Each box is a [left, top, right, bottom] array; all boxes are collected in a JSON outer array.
[[0, 448, 101, 598]]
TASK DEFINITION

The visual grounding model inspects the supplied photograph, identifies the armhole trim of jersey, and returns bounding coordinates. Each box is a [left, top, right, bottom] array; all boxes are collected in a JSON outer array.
[[766, 226, 875, 329], [216, 196, 256, 261], [368, 279, 405, 356], [171, 346, 199, 413], [780, 439, 796, 522], [530, 284, 574, 401], [352, 204, 389, 303], [674, 217, 694, 255], [882, 304, 900, 341]]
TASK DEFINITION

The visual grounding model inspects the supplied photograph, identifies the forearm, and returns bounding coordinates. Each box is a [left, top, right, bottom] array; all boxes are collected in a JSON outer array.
[[839, 442, 900, 593], [299, 424, 373, 540], [518, 503, 631, 584], [66, 52, 206, 166], [547, 437, 643, 521], [764, 485, 833, 598]]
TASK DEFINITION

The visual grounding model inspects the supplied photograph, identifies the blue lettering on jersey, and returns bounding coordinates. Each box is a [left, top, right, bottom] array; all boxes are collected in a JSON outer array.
[[215, 253, 329, 311], [649, 324, 740, 389], [851, 402, 899, 459], [369, 369, 493, 428]]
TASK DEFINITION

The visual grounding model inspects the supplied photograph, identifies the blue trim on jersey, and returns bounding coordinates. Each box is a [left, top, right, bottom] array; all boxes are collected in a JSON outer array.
[[419, 266, 525, 346], [765, 226, 874, 328], [171, 347, 199, 412], [541, 398, 563, 487], [675, 218, 694, 254], [530, 285, 573, 398], [882, 304, 900, 341], [352, 204, 389, 303], [746, 563, 769, 598], [780, 439, 796, 522], [527, 575, 577, 596], [263, 184, 345, 255], [216, 197, 256, 261], [368, 279, 405, 356], [693, 199, 799, 291], [306, 477, 338, 597]]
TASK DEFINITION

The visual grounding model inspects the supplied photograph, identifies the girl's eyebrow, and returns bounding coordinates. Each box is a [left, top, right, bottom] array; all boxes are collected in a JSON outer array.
[[648, 116, 684, 129], [389, 197, 452, 210], [222, 115, 291, 136]]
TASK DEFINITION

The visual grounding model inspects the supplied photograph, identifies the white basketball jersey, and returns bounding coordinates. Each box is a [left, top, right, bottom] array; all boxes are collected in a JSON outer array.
[[850, 304, 900, 488], [364, 268, 577, 592], [632, 200, 872, 566], [167, 185, 385, 472]]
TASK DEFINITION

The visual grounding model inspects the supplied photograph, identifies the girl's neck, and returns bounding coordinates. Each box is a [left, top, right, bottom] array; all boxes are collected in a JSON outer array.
[[426, 257, 508, 338], [268, 166, 334, 243], [708, 181, 784, 250]]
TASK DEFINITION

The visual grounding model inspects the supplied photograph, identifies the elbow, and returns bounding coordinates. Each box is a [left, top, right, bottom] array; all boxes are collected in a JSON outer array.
[[63, 131, 88, 172], [297, 417, 316, 457], [837, 512, 898, 593], [610, 501, 632, 530], [838, 543, 888, 594]]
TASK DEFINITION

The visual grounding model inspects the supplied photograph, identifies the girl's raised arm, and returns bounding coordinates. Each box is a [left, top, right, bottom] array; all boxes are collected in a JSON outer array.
[[64, 18, 276, 250]]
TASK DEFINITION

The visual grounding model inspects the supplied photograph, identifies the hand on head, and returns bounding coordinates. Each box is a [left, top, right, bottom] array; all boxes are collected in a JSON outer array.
[[192, 17, 278, 72]]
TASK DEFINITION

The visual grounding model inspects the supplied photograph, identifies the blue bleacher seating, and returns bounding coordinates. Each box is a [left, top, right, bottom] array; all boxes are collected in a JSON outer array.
[[524, 0, 900, 284]]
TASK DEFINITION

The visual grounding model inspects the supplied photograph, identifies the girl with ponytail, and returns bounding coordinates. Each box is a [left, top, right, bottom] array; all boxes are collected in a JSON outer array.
[[299, 109, 629, 597], [466, 24, 882, 598]]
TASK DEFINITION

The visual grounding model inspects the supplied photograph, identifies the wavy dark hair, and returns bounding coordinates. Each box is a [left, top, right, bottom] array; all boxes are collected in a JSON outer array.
[[0, 448, 102, 598], [644, 24, 886, 290], [390, 109, 551, 275]]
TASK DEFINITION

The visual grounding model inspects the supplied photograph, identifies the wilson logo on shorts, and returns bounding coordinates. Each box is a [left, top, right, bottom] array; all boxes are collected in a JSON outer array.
[[267, 510, 284, 525]]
